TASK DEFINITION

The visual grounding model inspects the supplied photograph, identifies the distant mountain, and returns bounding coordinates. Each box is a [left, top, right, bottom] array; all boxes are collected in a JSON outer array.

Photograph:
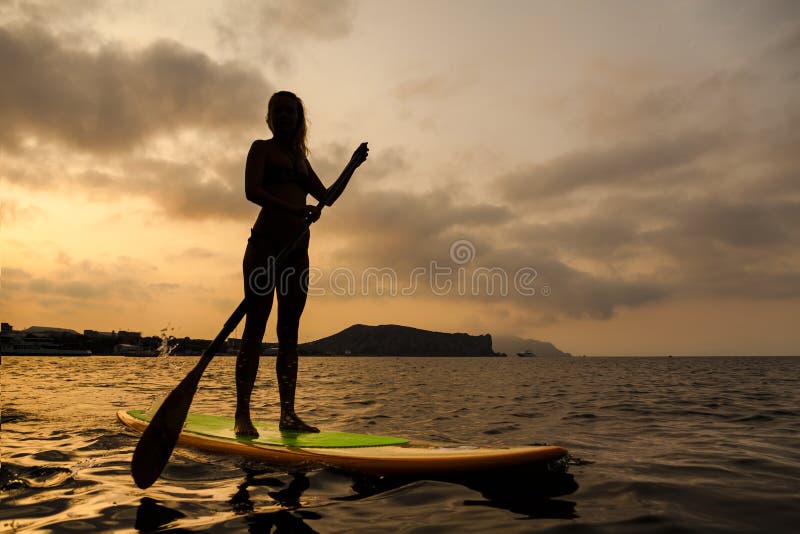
[[492, 335, 571, 357], [300, 324, 496, 356]]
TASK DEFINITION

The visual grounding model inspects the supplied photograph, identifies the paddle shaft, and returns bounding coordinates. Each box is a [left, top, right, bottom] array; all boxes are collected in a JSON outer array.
[[131, 145, 365, 488]]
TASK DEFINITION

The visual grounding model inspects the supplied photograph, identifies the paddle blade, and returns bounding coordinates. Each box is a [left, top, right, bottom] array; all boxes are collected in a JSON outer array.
[[131, 368, 202, 489]]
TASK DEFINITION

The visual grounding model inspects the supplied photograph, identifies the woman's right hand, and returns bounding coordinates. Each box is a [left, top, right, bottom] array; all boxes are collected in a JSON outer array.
[[297, 204, 321, 223], [349, 142, 369, 168]]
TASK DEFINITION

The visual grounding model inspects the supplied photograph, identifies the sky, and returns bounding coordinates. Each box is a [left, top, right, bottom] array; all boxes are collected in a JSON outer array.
[[1, 0, 799, 356]]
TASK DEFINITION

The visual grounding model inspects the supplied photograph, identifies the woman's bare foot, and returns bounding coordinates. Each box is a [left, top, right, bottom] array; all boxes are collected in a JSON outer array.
[[235, 416, 259, 437], [279, 413, 320, 433]]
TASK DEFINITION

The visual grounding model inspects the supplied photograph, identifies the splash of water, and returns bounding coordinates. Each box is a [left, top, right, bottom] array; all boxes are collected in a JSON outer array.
[[157, 325, 178, 358]]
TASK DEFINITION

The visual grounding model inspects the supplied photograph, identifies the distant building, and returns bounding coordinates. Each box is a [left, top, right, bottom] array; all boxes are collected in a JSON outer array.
[[1, 324, 90, 355], [84, 329, 116, 338], [118, 330, 142, 345], [24, 326, 81, 336]]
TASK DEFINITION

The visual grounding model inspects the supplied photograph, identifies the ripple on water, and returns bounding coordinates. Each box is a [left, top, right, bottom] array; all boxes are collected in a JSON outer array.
[[31, 450, 72, 462], [76, 433, 134, 451], [564, 412, 597, 419], [482, 423, 520, 435], [11, 465, 75, 489]]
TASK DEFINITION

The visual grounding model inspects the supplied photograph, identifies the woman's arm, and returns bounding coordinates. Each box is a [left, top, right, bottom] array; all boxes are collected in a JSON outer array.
[[303, 143, 369, 205], [244, 140, 303, 214], [303, 159, 329, 204]]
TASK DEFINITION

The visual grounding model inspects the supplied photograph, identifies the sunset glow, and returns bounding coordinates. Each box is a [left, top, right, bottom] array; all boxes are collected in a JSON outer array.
[[2, 1, 799, 355]]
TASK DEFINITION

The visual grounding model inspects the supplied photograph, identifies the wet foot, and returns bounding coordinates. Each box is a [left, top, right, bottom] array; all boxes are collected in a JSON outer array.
[[234, 416, 259, 437], [279, 414, 320, 433]]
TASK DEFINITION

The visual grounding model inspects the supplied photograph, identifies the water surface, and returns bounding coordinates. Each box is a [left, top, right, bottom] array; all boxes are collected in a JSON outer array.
[[2, 356, 798, 532]]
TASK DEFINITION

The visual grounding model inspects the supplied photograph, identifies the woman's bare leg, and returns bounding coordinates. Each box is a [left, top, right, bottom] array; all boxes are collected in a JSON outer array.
[[276, 261, 319, 432], [235, 305, 270, 436], [235, 241, 274, 437]]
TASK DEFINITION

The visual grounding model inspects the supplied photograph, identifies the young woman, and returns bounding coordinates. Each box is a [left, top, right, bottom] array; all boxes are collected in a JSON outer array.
[[235, 91, 368, 436]]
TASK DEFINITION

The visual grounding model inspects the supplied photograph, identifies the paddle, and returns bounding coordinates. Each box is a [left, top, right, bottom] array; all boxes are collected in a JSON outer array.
[[131, 143, 368, 489]]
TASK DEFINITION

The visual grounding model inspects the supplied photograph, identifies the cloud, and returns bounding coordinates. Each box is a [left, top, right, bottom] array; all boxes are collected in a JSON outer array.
[[0, 254, 184, 333], [114, 143, 411, 221], [0, 0, 99, 27], [320, 187, 511, 267], [307, 184, 669, 319], [261, 0, 355, 40], [496, 130, 724, 202], [0, 197, 44, 227], [167, 247, 221, 262], [478, 16, 800, 318], [392, 75, 458, 101], [508, 191, 800, 299], [1, 267, 33, 293], [214, 0, 356, 63], [27, 278, 107, 299], [312, 31, 800, 319], [0, 24, 271, 153]]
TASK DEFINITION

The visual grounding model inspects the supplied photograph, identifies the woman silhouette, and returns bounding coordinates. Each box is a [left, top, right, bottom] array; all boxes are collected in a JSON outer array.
[[235, 91, 368, 436]]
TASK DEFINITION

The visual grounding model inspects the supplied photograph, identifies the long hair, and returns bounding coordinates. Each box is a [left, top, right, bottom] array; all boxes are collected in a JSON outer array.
[[266, 91, 309, 157]]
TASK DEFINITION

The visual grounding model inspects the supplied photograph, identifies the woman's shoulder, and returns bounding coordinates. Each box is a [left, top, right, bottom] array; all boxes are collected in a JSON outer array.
[[248, 139, 268, 156], [249, 139, 272, 151]]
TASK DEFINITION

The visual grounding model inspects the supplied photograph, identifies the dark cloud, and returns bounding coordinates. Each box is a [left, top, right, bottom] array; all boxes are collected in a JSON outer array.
[[497, 130, 725, 202], [72, 156, 252, 221], [482, 14, 800, 317], [319, 187, 511, 268], [504, 192, 800, 305], [516, 257, 666, 320], [0, 24, 271, 153], [307, 185, 669, 319]]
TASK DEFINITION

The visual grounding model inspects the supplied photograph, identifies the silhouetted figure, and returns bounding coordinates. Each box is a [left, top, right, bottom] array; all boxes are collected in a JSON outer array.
[[235, 91, 368, 436]]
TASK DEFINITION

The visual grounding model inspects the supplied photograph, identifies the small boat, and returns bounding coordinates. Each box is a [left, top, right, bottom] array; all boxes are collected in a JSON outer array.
[[517, 350, 536, 357]]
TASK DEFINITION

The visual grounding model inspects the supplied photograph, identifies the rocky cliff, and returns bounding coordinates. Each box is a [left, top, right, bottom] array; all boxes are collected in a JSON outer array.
[[300, 324, 496, 356], [491, 334, 571, 357]]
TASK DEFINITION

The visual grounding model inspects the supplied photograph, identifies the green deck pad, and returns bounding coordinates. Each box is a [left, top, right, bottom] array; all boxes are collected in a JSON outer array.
[[128, 410, 410, 448]]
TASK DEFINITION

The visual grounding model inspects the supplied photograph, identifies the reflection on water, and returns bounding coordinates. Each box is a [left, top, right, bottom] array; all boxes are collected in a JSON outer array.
[[2, 356, 799, 532], [128, 463, 577, 533], [135, 498, 185, 532]]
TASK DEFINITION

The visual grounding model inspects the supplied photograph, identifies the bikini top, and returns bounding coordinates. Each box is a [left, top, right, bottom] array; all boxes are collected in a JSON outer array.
[[263, 158, 308, 189]]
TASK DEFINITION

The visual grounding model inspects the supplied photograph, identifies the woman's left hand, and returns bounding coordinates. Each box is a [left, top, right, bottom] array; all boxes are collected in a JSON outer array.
[[350, 142, 369, 168]]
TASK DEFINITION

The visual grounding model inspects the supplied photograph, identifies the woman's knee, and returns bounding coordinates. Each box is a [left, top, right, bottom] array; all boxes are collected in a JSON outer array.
[[276, 320, 299, 350]]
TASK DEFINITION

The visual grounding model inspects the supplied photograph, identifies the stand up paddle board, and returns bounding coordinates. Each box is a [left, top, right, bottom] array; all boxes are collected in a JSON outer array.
[[118, 410, 566, 477]]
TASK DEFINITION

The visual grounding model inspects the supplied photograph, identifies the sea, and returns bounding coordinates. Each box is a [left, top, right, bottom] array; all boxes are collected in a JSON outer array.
[[2, 355, 798, 533]]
